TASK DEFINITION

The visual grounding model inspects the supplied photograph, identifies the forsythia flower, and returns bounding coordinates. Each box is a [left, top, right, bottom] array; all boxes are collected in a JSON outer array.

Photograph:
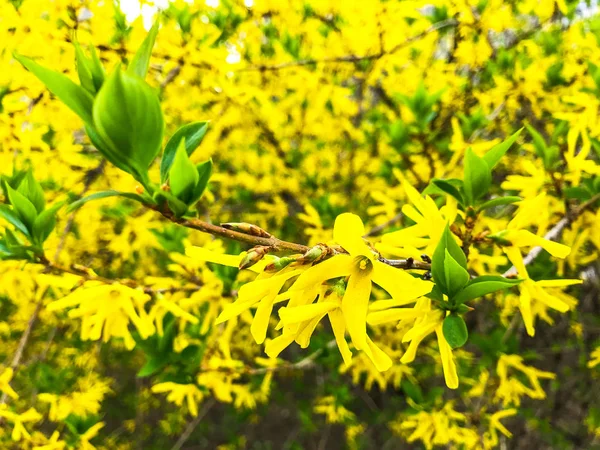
[[504, 246, 582, 336], [151, 382, 205, 417], [588, 347, 600, 368], [286, 213, 433, 354], [0, 367, 18, 400], [46, 283, 156, 350], [368, 296, 459, 389], [379, 173, 457, 258], [495, 354, 556, 406], [0, 406, 42, 441]]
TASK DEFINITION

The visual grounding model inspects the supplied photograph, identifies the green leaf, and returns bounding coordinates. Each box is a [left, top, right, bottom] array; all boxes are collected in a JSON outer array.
[[190, 159, 213, 204], [128, 18, 160, 79], [14, 53, 94, 125], [67, 190, 146, 213], [92, 65, 164, 182], [483, 128, 522, 169], [32, 202, 64, 245], [453, 276, 522, 305], [5, 182, 37, 231], [17, 170, 45, 213], [74, 40, 96, 94], [432, 179, 464, 204], [463, 148, 491, 205], [442, 314, 468, 349], [477, 196, 521, 212], [137, 357, 168, 378], [431, 223, 467, 295], [160, 121, 209, 183], [87, 45, 105, 92], [169, 138, 199, 204], [153, 190, 189, 218], [444, 249, 470, 298], [0, 205, 30, 237]]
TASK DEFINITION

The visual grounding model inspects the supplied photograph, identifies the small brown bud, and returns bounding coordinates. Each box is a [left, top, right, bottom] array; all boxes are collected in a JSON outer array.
[[221, 222, 272, 238], [239, 246, 271, 270], [135, 185, 144, 194]]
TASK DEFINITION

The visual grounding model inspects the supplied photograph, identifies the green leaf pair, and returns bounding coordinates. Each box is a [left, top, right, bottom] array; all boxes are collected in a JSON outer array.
[[0, 170, 64, 255], [432, 224, 522, 349], [166, 138, 212, 214]]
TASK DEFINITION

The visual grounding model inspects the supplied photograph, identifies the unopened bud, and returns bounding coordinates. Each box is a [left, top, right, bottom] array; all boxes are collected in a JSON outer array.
[[239, 246, 270, 270], [135, 185, 144, 194], [264, 256, 297, 272], [297, 244, 332, 264], [161, 183, 171, 191], [221, 222, 272, 238]]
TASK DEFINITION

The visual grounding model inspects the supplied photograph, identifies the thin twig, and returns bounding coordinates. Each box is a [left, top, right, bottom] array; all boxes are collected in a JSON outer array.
[[365, 212, 403, 237], [503, 193, 600, 277], [238, 19, 458, 72], [170, 399, 216, 450]]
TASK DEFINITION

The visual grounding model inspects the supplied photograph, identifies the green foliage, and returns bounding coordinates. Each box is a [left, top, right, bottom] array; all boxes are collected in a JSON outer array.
[[442, 314, 468, 349]]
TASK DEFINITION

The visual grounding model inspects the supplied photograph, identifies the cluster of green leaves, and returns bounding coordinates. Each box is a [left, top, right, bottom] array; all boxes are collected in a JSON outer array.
[[0, 169, 62, 259], [14, 18, 212, 220], [432, 129, 523, 211], [430, 224, 522, 349]]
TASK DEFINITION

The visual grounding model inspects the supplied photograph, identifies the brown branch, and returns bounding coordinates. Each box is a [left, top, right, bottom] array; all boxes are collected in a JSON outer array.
[[239, 19, 458, 72], [170, 399, 216, 450], [365, 212, 403, 237]]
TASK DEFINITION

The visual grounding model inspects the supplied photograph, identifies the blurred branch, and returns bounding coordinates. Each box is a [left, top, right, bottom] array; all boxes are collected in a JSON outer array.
[[503, 193, 600, 277], [170, 399, 216, 450], [239, 19, 458, 72]]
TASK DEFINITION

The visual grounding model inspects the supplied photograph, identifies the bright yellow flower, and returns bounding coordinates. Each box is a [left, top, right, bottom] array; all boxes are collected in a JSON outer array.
[[495, 355, 556, 406], [589, 347, 600, 368], [288, 213, 432, 353], [0, 406, 42, 441], [0, 367, 18, 400], [151, 382, 205, 417], [504, 246, 581, 336], [47, 283, 155, 350]]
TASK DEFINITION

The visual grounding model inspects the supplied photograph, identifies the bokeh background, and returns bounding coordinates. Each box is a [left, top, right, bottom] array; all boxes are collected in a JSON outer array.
[[1, 0, 600, 449]]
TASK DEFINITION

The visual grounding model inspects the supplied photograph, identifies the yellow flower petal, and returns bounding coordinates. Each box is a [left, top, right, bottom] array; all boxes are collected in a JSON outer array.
[[341, 272, 372, 351], [372, 261, 433, 304], [289, 254, 353, 291], [333, 213, 372, 257], [328, 308, 353, 366], [362, 335, 393, 371], [435, 326, 459, 389], [279, 302, 338, 325]]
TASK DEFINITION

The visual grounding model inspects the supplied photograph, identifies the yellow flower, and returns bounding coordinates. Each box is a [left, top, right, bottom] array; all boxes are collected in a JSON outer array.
[[379, 173, 457, 259], [79, 422, 105, 450], [495, 355, 556, 406], [483, 408, 517, 448], [47, 283, 156, 350], [367, 297, 459, 389], [588, 347, 600, 368], [151, 382, 205, 417], [32, 430, 66, 450], [288, 213, 432, 353], [504, 246, 582, 336], [0, 367, 18, 400], [0, 406, 42, 442]]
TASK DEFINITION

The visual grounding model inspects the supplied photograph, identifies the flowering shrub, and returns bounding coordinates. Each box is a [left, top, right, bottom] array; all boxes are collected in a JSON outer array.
[[1, 0, 600, 448]]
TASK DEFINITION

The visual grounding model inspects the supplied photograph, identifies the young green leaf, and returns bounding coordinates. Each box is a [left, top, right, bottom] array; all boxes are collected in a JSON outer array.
[[477, 196, 521, 212], [17, 170, 45, 213], [442, 314, 468, 349], [452, 276, 522, 305], [74, 40, 96, 94], [67, 190, 146, 212], [14, 54, 95, 125], [92, 65, 164, 182], [463, 148, 491, 205], [88, 45, 106, 92], [169, 138, 199, 203], [432, 179, 464, 204], [482, 128, 522, 169], [5, 183, 37, 231], [137, 356, 168, 378], [444, 249, 470, 298], [190, 159, 213, 204], [160, 121, 209, 183], [0, 205, 30, 237], [431, 223, 467, 295], [128, 18, 160, 79], [32, 202, 64, 245]]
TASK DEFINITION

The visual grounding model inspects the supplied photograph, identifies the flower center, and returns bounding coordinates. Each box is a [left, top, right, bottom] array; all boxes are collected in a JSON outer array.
[[353, 255, 373, 275]]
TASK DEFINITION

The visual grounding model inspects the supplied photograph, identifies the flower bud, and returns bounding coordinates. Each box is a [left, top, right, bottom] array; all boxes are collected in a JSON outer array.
[[239, 246, 270, 270]]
